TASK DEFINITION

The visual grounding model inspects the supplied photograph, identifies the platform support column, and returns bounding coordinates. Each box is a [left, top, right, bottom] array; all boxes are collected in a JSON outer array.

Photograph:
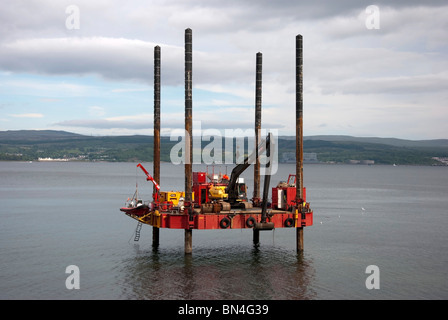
[[253, 52, 262, 203], [253, 229, 260, 245], [152, 227, 160, 248], [153, 45, 161, 249], [296, 227, 304, 253], [185, 229, 193, 254], [184, 28, 193, 255], [295, 34, 304, 253]]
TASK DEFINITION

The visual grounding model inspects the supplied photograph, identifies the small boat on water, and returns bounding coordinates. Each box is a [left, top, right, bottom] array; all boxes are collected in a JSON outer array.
[[120, 187, 150, 217], [120, 201, 150, 217]]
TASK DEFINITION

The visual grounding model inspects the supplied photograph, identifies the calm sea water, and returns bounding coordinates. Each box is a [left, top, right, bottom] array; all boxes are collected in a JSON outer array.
[[0, 161, 447, 300]]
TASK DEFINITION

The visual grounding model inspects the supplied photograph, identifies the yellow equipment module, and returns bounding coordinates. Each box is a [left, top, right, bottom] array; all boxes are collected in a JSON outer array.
[[208, 186, 228, 200], [159, 191, 194, 206]]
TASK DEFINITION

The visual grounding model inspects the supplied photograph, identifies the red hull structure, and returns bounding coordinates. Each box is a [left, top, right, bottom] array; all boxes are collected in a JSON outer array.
[[120, 204, 150, 217], [146, 209, 313, 230]]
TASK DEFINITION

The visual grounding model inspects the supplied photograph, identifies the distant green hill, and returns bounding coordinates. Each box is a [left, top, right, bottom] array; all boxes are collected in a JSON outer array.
[[0, 130, 84, 142], [303, 135, 448, 148], [1, 130, 447, 165]]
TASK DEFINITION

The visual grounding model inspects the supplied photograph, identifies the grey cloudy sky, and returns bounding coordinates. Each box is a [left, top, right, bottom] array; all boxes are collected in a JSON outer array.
[[0, 0, 447, 139]]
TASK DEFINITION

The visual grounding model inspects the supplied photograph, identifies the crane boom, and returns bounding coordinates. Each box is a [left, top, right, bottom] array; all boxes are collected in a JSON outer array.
[[137, 163, 161, 191], [226, 133, 271, 204]]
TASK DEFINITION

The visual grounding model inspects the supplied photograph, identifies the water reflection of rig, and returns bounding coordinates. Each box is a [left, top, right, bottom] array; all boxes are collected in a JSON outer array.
[[120, 29, 313, 254]]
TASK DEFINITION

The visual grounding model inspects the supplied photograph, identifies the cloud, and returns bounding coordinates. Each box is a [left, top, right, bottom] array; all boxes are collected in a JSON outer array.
[[52, 107, 284, 132], [0, 36, 251, 89], [1, 4, 446, 95], [53, 118, 151, 130], [88, 106, 106, 117], [326, 72, 448, 95], [9, 113, 44, 118], [53, 113, 154, 130], [1, 78, 97, 97], [40, 98, 61, 102], [110, 88, 149, 93], [0, 37, 154, 82]]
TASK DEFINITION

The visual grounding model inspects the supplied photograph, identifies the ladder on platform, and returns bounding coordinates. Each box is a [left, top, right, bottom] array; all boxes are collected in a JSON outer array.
[[134, 222, 143, 242]]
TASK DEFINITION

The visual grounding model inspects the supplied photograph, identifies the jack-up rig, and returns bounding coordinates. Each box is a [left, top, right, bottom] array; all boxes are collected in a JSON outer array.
[[120, 29, 313, 254]]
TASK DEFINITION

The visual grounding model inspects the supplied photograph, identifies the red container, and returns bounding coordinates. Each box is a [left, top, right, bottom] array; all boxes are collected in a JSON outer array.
[[193, 172, 206, 184]]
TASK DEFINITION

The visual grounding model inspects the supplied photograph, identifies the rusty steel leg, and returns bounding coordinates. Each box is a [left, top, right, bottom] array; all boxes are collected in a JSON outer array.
[[153, 45, 161, 248], [184, 29, 193, 255], [296, 35, 304, 253], [254, 52, 262, 203], [154, 45, 161, 193], [296, 227, 304, 253], [296, 34, 304, 203], [185, 229, 193, 254], [185, 28, 193, 204]]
